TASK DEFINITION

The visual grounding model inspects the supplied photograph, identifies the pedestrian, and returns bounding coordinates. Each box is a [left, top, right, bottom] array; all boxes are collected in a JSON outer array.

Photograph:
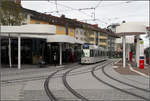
[[53, 52, 57, 66], [39, 56, 45, 67], [71, 52, 75, 62]]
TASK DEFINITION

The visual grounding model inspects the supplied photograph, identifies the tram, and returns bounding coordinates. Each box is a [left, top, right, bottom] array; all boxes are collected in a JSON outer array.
[[81, 44, 108, 64]]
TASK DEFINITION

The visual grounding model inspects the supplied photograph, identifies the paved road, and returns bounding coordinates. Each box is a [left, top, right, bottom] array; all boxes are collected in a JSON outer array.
[[1, 60, 149, 100]]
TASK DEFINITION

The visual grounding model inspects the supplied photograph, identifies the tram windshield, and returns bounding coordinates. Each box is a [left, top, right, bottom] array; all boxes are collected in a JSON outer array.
[[82, 49, 90, 57]]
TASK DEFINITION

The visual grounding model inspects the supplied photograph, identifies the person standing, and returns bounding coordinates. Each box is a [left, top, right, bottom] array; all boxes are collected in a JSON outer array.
[[53, 52, 57, 66], [71, 52, 75, 62]]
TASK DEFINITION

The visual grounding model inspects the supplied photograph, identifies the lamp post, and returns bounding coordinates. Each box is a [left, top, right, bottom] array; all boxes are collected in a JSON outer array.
[[122, 34, 126, 68], [122, 21, 126, 68]]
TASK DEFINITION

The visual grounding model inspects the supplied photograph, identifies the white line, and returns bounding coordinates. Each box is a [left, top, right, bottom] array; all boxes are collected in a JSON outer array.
[[114, 59, 121, 65], [128, 64, 149, 78]]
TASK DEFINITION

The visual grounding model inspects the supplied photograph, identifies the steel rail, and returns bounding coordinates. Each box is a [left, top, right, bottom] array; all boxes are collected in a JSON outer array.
[[44, 70, 59, 101], [62, 60, 111, 101], [44, 64, 83, 101], [62, 67, 89, 101], [102, 66, 150, 92], [91, 63, 150, 101]]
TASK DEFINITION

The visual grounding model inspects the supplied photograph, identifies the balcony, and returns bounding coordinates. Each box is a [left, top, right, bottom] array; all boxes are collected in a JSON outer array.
[[98, 36, 107, 39], [89, 34, 95, 38], [98, 42, 107, 46], [89, 41, 95, 45]]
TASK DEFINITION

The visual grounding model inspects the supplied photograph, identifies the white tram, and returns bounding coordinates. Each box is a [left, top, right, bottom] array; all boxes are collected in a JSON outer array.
[[81, 44, 108, 64]]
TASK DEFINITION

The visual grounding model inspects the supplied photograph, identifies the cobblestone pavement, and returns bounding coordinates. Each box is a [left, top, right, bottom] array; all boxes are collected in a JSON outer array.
[[1, 59, 149, 100]]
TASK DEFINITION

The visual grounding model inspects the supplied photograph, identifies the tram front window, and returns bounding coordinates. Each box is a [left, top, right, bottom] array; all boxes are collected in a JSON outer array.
[[82, 49, 90, 57]]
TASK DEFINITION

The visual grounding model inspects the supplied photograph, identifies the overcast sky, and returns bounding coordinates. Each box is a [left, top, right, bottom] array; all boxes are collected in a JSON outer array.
[[21, 0, 149, 48]]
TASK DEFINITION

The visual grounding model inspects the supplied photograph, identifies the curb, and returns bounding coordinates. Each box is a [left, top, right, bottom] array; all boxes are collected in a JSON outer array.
[[128, 64, 149, 78]]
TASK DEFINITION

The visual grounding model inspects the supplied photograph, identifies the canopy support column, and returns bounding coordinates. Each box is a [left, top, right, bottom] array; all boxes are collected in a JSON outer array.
[[59, 43, 62, 65], [135, 35, 140, 67], [123, 35, 126, 68], [8, 34, 12, 68], [18, 34, 21, 69]]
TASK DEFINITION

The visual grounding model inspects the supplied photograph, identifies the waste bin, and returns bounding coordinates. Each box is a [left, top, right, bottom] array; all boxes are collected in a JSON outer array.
[[139, 56, 144, 69]]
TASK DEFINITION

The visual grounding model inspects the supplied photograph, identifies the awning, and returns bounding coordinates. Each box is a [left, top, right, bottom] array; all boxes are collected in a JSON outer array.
[[47, 35, 84, 44]]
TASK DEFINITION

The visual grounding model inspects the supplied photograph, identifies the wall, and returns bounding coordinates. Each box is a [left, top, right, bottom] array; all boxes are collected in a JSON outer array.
[[30, 19, 75, 37], [30, 19, 49, 24], [75, 28, 86, 42]]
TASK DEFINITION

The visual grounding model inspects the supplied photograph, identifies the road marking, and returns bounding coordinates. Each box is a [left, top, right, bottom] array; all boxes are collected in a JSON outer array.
[[128, 64, 149, 78]]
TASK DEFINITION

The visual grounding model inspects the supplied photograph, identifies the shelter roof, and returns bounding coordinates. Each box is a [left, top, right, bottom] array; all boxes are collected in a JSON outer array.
[[116, 22, 147, 36], [47, 35, 84, 44]]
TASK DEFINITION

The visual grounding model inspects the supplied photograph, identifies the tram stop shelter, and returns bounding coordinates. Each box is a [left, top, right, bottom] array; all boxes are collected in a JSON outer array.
[[47, 35, 84, 65], [1, 24, 56, 69], [116, 22, 147, 68]]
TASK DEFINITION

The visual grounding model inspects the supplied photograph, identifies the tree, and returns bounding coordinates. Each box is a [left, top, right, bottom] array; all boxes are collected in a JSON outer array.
[[0, 0, 25, 68], [0, 0, 25, 25]]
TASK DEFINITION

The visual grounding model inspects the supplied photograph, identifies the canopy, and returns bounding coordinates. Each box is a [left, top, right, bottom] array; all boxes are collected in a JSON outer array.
[[1, 24, 56, 35], [47, 35, 84, 44], [116, 22, 147, 36]]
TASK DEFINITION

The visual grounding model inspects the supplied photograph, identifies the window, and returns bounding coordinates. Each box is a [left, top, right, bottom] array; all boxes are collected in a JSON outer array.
[[59, 27, 63, 31], [90, 50, 94, 57]]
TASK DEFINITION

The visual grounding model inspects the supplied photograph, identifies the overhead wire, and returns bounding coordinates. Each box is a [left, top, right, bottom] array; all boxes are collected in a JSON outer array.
[[55, 0, 59, 13], [48, 1, 92, 17], [45, 1, 132, 26], [95, 0, 103, 9]]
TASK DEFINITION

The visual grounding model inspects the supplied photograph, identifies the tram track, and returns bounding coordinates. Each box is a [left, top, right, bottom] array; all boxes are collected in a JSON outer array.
[[62, 66, 89, 101], [102, 65, 150, 93], [91, 63, 150, 101], [44, 70, 60, 101], [44, 60, 111, 101], [44, 64, 84, 101]]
